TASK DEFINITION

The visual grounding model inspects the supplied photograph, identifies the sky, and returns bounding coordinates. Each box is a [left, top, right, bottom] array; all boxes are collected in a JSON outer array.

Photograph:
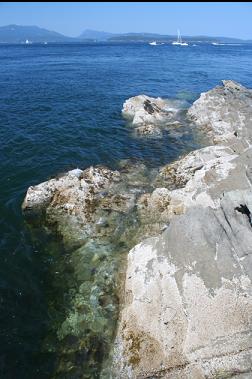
[[0, 2, 251, 39]]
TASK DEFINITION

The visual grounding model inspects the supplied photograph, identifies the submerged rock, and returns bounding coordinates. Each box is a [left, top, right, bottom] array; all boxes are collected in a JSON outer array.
[[22, 159, 157, 377], [112, 81, 252, 378]]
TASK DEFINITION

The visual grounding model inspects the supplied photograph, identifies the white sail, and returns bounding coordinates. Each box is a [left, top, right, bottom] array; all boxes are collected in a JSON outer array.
[[172, 29, 188, 46], [177, 29, 182, 43]]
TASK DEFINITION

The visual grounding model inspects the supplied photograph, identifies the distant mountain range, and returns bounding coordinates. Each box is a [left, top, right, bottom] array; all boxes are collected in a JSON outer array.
[[0, 25, 251, 44], [0, 25, 78, 43]]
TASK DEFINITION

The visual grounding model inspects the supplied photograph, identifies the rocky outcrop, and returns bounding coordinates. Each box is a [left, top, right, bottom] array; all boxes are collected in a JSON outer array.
[[23, 166, 122, 248], [112, 81, 252, 378], [122, 95, 184, 137], [188, 80, 252, 144], [23, 80, 252, 378], [137, 145, 238, 224], [22, 163, 153, 250]]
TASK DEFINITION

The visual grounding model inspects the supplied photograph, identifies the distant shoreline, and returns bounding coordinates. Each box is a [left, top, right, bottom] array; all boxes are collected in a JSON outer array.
[[0, 41, 250, 46], [0, 24, 251, 44]]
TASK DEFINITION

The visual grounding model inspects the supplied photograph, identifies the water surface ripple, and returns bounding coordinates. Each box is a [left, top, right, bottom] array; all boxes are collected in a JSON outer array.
[[1, 42, 252, 378]]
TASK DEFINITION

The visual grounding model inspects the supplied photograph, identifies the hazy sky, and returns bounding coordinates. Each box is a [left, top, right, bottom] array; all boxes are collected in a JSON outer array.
[[0, 2, 251, 39]]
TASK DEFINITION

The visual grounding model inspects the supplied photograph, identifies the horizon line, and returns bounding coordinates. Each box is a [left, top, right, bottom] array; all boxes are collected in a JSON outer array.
[[0, 24, 251, 41]]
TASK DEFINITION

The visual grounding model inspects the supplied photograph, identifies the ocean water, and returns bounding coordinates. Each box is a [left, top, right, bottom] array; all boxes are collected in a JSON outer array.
[[1, 42, 252, 378]]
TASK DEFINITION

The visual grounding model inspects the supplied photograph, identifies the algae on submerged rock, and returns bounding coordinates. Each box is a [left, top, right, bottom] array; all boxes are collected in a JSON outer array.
[[22, 158, 172, 377]]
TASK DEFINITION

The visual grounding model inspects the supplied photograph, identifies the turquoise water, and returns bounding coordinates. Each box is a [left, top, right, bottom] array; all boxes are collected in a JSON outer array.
[[1, 42, 252, 378]]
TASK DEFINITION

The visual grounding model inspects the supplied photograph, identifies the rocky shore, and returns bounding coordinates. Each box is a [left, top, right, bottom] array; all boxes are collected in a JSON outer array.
[[23, 80, 252, 378], [112, 80, 252, 378]]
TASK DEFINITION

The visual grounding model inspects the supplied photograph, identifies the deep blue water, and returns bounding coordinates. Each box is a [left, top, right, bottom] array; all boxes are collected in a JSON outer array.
[[1, 42, 252, 378]]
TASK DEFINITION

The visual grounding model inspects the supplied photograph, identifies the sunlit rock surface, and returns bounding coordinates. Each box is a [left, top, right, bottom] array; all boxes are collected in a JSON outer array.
[[122, 94, 185, 137], [188, 80, 252, 144], [112, 81, 252, 378]]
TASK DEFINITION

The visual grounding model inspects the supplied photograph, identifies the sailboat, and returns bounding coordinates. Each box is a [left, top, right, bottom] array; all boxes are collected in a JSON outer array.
[[172, 30, 188, 46]]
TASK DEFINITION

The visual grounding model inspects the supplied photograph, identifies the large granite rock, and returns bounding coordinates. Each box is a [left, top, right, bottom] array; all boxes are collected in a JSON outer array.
[[188, 80, 252, 144], [112, 81, 252, 378]]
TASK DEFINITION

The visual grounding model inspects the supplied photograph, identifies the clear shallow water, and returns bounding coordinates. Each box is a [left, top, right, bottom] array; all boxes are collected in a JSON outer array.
[[1, 42, 252, 378]]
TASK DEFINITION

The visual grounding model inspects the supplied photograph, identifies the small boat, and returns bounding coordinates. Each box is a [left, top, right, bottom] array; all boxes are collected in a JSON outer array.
[[25, 39, 30, 44], [149, 41, 165, 46], [172, 29, 188, 46], [212, 42, 226, 46]]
